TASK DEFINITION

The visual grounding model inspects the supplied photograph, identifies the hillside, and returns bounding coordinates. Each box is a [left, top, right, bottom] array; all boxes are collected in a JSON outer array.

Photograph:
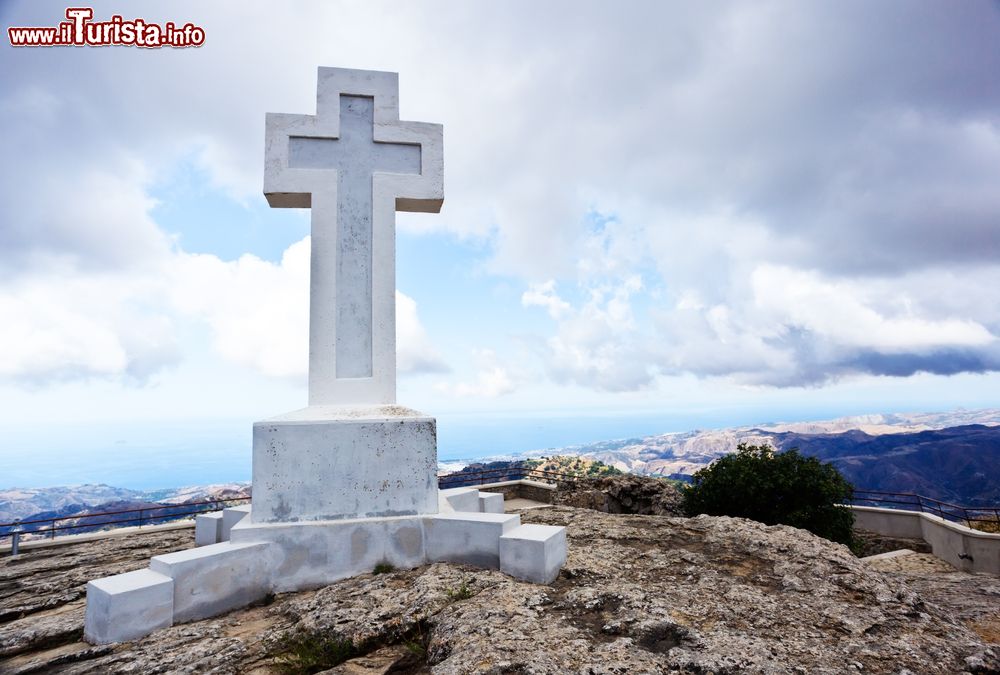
[[523, 410, 1000, 505], [524, 455, 623, 477], [439, 456, 621, 488], [768, 424, 1000, 506], [0, 485, 142, 523]]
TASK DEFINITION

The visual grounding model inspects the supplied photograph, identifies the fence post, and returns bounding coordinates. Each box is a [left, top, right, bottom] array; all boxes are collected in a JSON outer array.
[[138, 509, 144, 529], [49, 522, 55, 539], [10, 532, 19, 556]]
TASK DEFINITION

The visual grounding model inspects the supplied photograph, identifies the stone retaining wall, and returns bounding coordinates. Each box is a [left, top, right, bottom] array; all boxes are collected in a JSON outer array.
[[849, 505, 1000, 574], [478, 479, 557, 503]]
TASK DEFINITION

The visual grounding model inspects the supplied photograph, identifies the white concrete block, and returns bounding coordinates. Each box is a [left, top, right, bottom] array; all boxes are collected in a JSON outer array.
[[231, 515, 428, 592], [252, 406, 438, 523], [479, 492, 505, 514], [439, 487, 481, 513], [221, 505, 251, 541], [84, 569, 173, 644], [500, 524, 567, 585], [426, 512, 520, 568], [150, 541, 272, 623], [195, 512, 224, 546]]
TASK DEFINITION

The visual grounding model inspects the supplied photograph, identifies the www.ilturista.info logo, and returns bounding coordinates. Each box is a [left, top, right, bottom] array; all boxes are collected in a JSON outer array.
[[8, 7, 205, 48]]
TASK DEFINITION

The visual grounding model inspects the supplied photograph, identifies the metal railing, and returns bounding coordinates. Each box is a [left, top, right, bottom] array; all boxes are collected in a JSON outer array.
[[1, 496, 250, 550], [848, 489, 1000, 529]]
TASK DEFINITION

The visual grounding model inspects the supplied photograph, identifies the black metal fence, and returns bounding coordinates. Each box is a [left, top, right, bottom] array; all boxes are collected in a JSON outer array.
[[848, 489, 1000, 528], [0, 496, 251, 548]]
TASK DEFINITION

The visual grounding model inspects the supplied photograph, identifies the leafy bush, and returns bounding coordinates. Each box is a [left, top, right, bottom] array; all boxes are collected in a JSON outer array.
[[445, 579, 474, 601], [681, 443, 856, 547], [274, 632, 357, 674]]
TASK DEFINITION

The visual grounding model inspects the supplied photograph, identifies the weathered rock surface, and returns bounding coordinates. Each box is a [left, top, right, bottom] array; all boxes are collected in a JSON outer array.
[[866, 552, 1000, 658], [1, 508, 997, 674], [551, 474, 684, 517], [0, 528, 192, 663]]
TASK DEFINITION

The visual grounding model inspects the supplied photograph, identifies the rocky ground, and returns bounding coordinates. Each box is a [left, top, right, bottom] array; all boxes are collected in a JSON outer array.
[[1, 507, 998, 674]]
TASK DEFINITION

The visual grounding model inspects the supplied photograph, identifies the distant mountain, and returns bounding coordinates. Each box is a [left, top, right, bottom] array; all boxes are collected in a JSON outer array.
[[519, 410, 1000, 506], [766, 424, 1000, 506], [0, 484, 142, 523], [143, 483, 251, 504]]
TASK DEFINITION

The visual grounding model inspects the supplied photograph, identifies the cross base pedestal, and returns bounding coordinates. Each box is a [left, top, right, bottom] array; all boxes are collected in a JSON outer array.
[[252, 405, 439, 523], [84, 489, 568, 644]]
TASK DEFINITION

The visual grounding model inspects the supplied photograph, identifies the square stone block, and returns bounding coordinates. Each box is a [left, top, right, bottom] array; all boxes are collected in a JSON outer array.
[[221, 505, 251, 541], [84, 569, 173, 644], [150, 541, 272, 623], [439, 487, 480, 513], [195, 512, 224, 546], [479, 492, 505, 514], [252, 405, 438, 523], [426, 512, 520, 568], [500, 524, 567, 584]]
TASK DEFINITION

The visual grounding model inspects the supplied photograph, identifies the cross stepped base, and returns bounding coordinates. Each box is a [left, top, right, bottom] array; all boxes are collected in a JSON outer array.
[[84, 487, 567, 644]]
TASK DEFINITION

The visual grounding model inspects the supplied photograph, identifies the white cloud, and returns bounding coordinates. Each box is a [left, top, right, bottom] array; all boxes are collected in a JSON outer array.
[[0, 232, 446, 387], [0, 161, 172, 276], [0, 269, 178, 384], [750, 266, 996, 351], [397, 292, 449, 375], [435, 349, 516, 398], [648, 264, 1000, 386], [522, 280, 571, 319], [168, 237, 445, 380], [168, 240, 310, 380], [523, 277, 654, 392]]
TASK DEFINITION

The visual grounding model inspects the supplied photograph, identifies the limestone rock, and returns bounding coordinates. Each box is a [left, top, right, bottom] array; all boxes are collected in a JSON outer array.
[[866, 551, 1000, 659], [0, 529, 191, 660], [552, 473, 684, 516]]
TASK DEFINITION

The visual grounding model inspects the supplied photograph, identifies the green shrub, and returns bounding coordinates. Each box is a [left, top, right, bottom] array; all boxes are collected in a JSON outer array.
[[372, 561, 395, 575], [274, 632, 357, 674], [681, 443, 856, 547], [445, 579, 474, 601]]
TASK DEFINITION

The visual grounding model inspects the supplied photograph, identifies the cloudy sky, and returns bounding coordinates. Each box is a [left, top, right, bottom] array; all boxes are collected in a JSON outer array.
[[1, 1, 999, 481]]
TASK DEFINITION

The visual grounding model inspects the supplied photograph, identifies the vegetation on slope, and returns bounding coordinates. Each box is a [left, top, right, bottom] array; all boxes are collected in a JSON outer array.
[[523, 455, 624, 478]]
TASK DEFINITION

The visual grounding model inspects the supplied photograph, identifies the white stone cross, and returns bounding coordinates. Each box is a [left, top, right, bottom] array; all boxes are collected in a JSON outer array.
[[264, 67, 443, 406]]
